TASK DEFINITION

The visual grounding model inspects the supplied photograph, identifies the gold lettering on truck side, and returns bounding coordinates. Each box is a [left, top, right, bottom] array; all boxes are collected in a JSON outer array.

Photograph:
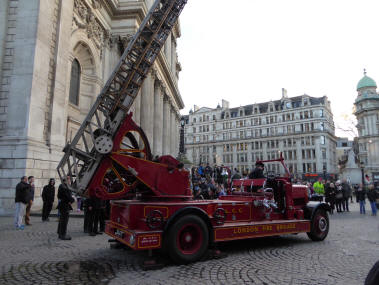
[[276, 223, 296, 231]]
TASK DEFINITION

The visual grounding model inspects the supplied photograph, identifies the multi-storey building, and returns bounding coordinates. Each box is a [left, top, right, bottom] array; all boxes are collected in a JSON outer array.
[[354, 71, 379, 185], [0, 0, 183, 214], [183, 89, 337, 178]]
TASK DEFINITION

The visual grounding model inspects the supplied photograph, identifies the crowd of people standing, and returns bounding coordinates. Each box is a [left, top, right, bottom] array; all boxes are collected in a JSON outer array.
[[14, 175, 108, 240], [311, 177, 378, 216]]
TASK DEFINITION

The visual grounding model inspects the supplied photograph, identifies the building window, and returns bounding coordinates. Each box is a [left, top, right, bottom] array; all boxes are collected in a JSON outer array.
[[320, 135, 326, 145], [69, 59, 81, 106], [322, 148, 326, 159], [319, 109, 324, 118]]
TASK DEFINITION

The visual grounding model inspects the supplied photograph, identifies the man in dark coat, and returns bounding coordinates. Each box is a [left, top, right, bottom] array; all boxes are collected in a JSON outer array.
[[57, 176, 75, 240], [365, 260, 379, 285], [24, 176, 35, 225], [42, 178, 55, 221], [14, 176, 30, 229], [231, 169, 242, 181], [341, 179, 352, 212], [204, 163, 213, 178], [87, 194, 103, 236], [248, 162, 265, 179]]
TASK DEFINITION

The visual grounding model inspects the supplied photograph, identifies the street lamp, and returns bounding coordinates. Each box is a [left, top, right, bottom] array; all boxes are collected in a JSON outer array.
[[360, 161, 365, 187], [179, 118, 185, 155]]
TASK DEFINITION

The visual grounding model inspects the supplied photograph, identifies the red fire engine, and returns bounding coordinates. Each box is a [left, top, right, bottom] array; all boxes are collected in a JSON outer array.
[[57, 0, 331, 264]]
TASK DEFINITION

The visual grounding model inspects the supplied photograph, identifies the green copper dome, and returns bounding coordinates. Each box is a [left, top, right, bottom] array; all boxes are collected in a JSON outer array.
[[357, 74, 377, 90]]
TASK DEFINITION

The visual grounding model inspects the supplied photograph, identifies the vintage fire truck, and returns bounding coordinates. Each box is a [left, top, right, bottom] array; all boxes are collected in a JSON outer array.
[[57, 0, 331, 264]]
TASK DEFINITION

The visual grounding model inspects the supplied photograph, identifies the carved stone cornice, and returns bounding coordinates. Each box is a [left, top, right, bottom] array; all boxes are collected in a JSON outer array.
[[163, 93, 170, 103], [149, 67, 157, 78], [119, 34, 133, 49], [154, 77, 163, 90], [73, 0, 109, 51], [91, 0, 102, 9]]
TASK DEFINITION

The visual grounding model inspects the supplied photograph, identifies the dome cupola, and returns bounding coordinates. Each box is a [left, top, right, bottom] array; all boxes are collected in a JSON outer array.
[[357, 69, 377, 91]]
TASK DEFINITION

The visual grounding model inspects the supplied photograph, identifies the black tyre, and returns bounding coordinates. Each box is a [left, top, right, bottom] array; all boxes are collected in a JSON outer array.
[[166, 215, 209, 264], [307, 209, 329, 241]]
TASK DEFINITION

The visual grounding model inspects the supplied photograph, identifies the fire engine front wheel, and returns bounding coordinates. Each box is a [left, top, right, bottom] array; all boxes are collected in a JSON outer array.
[[166, 215, 209, 264], [307, 209, 329, 241]]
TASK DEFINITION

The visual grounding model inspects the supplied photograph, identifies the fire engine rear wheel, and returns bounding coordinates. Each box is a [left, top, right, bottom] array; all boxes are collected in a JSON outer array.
[[166, 215, 209, 264], [307, 209, 329, 241]]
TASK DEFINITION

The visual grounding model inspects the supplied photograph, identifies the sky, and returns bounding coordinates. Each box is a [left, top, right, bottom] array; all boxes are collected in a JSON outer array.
[[176, 0, 379, 139]]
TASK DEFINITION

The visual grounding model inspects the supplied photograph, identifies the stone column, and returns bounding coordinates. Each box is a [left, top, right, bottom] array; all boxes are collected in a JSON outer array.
[[140, 70, 154, 144], [174, 114, 180, 156], [133, 90, 141, 126], [162, 94, 171, 155], [170, 107, 177, 156], [153, 79, 163, 155]]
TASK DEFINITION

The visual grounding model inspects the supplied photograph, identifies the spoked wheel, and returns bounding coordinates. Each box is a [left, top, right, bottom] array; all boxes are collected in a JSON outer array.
[[307, 209, 329, 241], [166, 215, 209, 264], [119, 130, 152, 160]]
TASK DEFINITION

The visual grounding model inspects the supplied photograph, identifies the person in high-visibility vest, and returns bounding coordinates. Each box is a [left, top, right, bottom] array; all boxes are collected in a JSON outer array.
[[313, 178, 325, 196]]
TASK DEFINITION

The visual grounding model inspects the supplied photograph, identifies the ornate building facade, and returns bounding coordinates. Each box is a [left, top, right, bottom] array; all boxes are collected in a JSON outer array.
[[183, 90, 337, 179], [0, 0, 183, 214], [354, 71, 379, 185]]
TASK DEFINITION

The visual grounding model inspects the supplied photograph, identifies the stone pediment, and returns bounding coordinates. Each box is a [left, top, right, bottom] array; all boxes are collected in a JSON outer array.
[[194, 107, 213, 114]]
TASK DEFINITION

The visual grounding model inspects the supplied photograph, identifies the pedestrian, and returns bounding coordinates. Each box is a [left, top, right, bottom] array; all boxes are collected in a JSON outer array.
[[365, 260, 379, 285], [42, 178, 55, 221], [215, 166, 223, 186], [88, 194, 102, 236], [197, 163, 204, 177], [335, 180, 344, 213], [341, 178, 352, 212], [98, 199, 106, 233], [76, 194, 82, 212], [24, 176, 35, 225], [353, 184, 359, 203], [313, 178, 325, 201], [221, 166, 229, 186], [356, 183, 366, 214], [82, 197, 91, 233], [57, 176, 75, 240], [204, 163, 213, 178], [366, 184, 377, 216], [231, 169, 242, 181], [325, 182, 336, 214], [216, 184, 226, 198], [14, 176, 30, 230], [248, 162, 265, 179]]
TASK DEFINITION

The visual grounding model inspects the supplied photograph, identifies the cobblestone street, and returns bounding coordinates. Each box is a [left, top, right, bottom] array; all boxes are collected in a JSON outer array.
[[0, 203, 378, 285]]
